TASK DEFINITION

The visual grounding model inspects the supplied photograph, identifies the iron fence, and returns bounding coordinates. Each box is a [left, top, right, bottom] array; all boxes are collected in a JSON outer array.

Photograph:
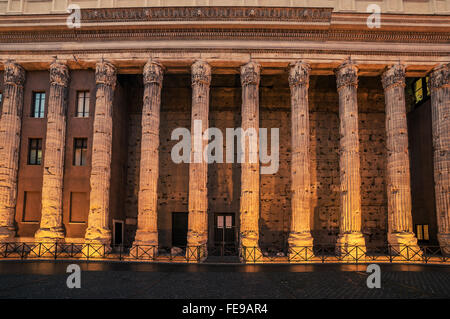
[[0, 242, 448, 264]]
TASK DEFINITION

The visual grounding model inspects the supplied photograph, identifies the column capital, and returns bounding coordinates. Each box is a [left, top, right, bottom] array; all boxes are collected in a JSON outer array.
[[4, 61, 25, 86], [191, 60, 211, 86], [241, 61, 261, 87], [49, 62, 70, 87], [429, 63, 450, 90], [143, 60, 164, 86], [95, 60, 117, 88], [335, 58, 358, 90], [382, 64, 406, 90], [288, 60, 311, 88]]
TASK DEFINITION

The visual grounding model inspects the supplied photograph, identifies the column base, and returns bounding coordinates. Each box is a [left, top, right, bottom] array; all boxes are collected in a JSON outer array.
[[130, 230, 158, 259], [240, 231, 263, 262], [437, 233, 450, 256], [0, 226, 15, 242], [288, 231, 314, 261], [83, 226, 111, 258], [34, 227, 65, 242], [186, 231, 208, 262], [388, 232, 422, 260], [336, 232, 366, 261]]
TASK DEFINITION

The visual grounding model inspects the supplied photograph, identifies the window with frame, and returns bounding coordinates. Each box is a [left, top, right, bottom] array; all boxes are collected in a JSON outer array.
[[32, 92, 46, 118], [0, 92, 2, 106], [413, 77, 431, 106], [28, 138, 42, 165], [415, 224, 430, 241], [73, 138, 88, 166], [76, 91, 90, 118]]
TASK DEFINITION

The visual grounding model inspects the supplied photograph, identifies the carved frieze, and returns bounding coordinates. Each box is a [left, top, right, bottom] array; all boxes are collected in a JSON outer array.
[[81, 7, 333, 23]]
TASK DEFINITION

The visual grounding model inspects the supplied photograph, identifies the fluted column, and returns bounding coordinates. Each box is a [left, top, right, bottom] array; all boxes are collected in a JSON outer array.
[[133, 60, 163, 251], [0, 62, 25, 242], [335, 58, 366, 254], [239, 61, 262, 260], [287, 61, 314, 256], [187, 60, 211, 258], [382, 64, 420, 253], [84, 60, 116, 246], [35, 61, 70, 242], [429, 63, 450, 254]]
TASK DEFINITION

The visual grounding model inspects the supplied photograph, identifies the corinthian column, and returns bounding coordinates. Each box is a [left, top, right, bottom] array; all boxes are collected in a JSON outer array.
[[35, 61, 70, 242], [0, 61, 25, 242], [287, 61, 314, 258], [133, 60, 163, 252], [335, 58, 366, 255], [186, 60, 211, 259], [382, 64, 420, 254], [429, 63, 450, 254], [84, 60, 116, 248], [239, 61, 262, 261]]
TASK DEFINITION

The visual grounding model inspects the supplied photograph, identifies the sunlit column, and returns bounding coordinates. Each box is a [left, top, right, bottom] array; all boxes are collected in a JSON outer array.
[[0, 61, 25, 242], [287, 61, 314, 256], [133, 60, 164, 250], [187, 60, 211, 258], [429, 63, 450, 254], [335, 58, 366, 254], [35, 61, 70, 243], [84, 60, 117, 247], [382, 64, 420, 253], [239, 61, 262, 260]]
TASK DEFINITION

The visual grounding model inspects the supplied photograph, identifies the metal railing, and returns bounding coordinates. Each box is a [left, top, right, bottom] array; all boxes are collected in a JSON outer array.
[[0, 242, 448, 264], [241, 244, 450, 264], [0, 242, 207, 263]]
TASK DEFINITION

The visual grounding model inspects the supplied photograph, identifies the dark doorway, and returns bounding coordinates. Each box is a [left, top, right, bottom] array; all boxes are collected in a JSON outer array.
[[172, 212, 188, 247], [113, 220, 124, 246], [212, 213, 238, 256]]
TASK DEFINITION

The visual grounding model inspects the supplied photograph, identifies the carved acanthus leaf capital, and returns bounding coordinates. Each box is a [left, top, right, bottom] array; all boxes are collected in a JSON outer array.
[[335, 58, 358, 90], [241, 61, 261, 87], [191, 60, 211, 86], [50, 62, 70, 87], [95, 60, 117, 88], [382, 64, 406, 89], [289, 61, 311, 88], [143, 60, 164, 86], [4, 61, 25, 86], [429, 63, 450, 90]]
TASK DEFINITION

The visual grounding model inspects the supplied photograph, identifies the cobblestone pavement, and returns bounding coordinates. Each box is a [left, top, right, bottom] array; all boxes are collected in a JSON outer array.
[[0, 261, 449, 298]]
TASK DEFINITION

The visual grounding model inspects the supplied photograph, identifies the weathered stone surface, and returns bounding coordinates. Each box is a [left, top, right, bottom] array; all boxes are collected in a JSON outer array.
[[133, 60, 164, 249], [287, 61, 314, 253], [335, 58, 366, 254], [239, 61, 262, 260], [0, 61, 25, 241], [429, 63, 450, 254], [35, 61, 70, 242], [382, 64, 420, 254], [187, 60, 211, 257], [84, 60, 116, 246]]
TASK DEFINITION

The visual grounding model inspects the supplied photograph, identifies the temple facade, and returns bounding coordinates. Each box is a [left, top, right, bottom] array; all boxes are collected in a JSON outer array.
[[0, 1, 448, 260]]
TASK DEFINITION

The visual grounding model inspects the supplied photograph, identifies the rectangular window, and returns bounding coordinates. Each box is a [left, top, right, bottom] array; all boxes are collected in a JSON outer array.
[[73, 138, 87, 166], [0, 92, 2, 106], [28, 138, 42, 165], [416, 224, 430, 241], [76, 91, 90, 118], [32, 92, 45, 118], [69, 192, 88, 223]]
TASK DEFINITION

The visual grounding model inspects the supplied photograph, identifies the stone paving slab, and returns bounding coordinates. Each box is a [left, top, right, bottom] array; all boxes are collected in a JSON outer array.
[[0, 261, 449, 299]]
